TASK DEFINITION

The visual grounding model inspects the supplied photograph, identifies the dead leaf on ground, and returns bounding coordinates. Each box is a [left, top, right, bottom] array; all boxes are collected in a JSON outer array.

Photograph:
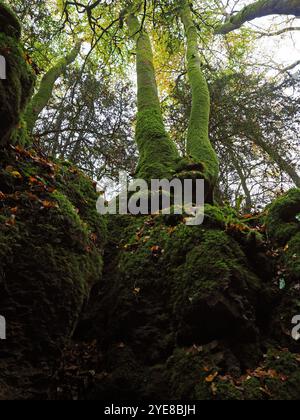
[[205, 372, 218, 383]]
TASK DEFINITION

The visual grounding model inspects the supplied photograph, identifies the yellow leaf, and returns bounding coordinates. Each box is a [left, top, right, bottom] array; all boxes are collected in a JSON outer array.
[[11, 171, 22, 179], [205, 372, 218, 383]]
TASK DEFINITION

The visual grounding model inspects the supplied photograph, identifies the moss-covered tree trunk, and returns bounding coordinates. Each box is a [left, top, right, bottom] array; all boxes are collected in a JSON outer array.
[[180, 0, 219, 192], [216, 0, 300, 34], [24, 41, 81, 134], [126, 13, 179, 180]]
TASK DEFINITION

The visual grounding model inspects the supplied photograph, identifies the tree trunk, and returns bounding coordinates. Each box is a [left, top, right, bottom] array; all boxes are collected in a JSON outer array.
[[180, 0, 219, 190], [229, 148, 253, 211], [253, 135, 300, 187], [216, 0, 300, 34], [126, 13, 179, 180], [24, 41, 81, 134]]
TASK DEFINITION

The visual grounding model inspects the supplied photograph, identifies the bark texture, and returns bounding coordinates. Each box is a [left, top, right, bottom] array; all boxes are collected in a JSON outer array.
[[216, 0, 300, 34]]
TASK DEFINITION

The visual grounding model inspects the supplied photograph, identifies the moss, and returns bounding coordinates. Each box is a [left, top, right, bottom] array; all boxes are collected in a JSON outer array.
[[214, 380, 244, 400], [284, 232, 300, 278], [243, 377, 263, 400], [0, 2, 21, 39], [265, 189, 300, 281], [56, 162, 107, 243], [126, 14, 179, 181], [0, 28, 35, 145], [264, 349, 300, 400], [180, 1, 219, 191], [265, 188, 300, 245], [0, 146, 106, 370], [170, 228, 261, 345], [166, 349, 211, 400]]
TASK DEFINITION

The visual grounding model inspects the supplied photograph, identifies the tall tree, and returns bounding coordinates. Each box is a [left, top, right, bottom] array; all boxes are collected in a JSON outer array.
[[24, 41, 81, 133], [126, 11, 180, 180], [180, 0, 219, 190]]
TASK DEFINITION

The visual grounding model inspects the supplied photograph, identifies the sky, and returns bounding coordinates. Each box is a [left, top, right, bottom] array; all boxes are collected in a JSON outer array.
[[229, 0, 300, 74]]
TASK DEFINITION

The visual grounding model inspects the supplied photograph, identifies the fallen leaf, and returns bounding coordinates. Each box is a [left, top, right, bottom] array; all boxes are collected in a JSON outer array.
[[151, 245, 161, 255], [0, 192, 6, 201], [41, 200, 58, 209], [133, 287, 141, 295], [11, 171, 22, 179], [90, 233, 98, 243], [5, 165, 14, 173], [5, 215, 16, 226], [205, 372, 218, 383], [117, 342, 125, 349], [242, 214, 253, 219], [211, 383, 218, 396], [28, 176, 38, 184], [27, 192, 39, 201]]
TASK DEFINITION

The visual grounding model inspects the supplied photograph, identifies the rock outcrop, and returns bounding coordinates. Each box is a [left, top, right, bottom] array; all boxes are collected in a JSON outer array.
[[0, 3, 35, 146]]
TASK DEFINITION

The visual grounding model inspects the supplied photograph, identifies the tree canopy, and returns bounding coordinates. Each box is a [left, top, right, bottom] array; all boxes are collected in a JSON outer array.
[[7, 0, 300, 207]]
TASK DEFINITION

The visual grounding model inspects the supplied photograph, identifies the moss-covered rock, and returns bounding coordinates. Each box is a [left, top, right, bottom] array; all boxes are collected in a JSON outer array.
[[0, 146, 106, 399], [0, 3, 35, 146], [47, 198, 300, 400], [0, 2, 21, 39], [264, 189, 300, 347], [69, 208, 277, 399], [265, 188, 300, 246]]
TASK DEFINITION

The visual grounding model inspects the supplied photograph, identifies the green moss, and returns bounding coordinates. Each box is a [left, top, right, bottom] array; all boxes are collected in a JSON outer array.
[[180, 1, 219, 190], [265, 189, 300, 244], [0, 2, 21, 39], [127, 14, 180, 181], [265, 189, 300, 280], [243, 377, 263, 400], [166, 349, 211, 400], [214, 380, 244, 400], [0, 28, 35, 145], [0, 147, 106, 360], [264, 349, 300, 400], [56, 162, 107, 243]]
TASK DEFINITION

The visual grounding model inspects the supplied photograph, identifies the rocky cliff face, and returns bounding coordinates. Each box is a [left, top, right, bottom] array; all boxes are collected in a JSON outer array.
[[0, 4, 106, 399], [53, 201, 300, 400], [1, 3, 300, 400], [0, 3, 35, 146]]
